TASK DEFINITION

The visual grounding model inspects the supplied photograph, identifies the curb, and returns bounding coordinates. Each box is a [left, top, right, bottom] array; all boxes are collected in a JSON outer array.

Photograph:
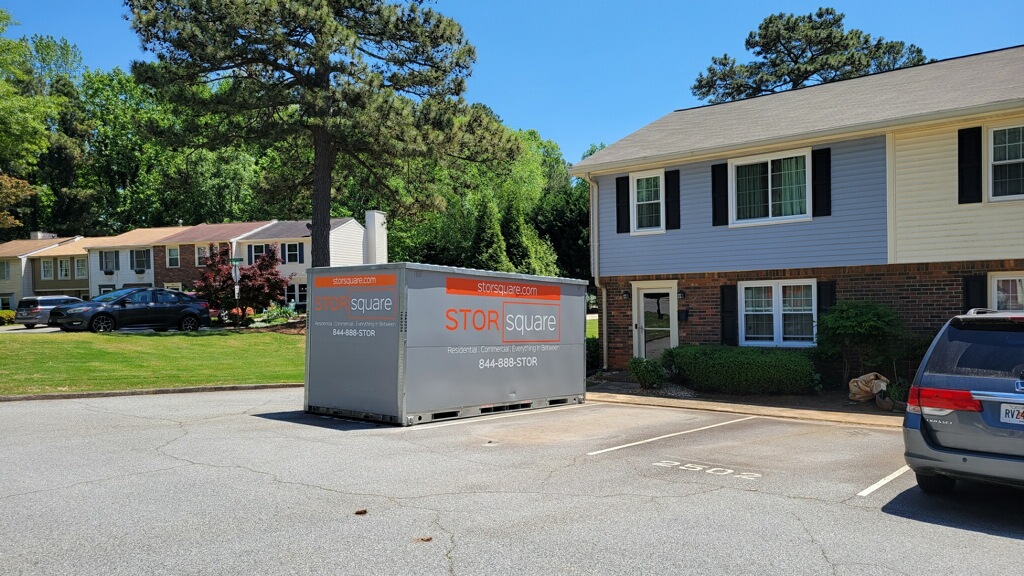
[[2, 385, 904, 428], [586, 392, 904, 428], [0, 383, 303, 403]]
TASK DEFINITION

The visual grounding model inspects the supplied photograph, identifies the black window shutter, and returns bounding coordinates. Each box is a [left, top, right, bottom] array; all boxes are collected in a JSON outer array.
[[298, 242, 305, 264], [114, 252, 120, 270], [129, 250, 135, 268], [958, 127, 983, 204], [962, 274, 988, 313], [817, 280, 837, 315], [812, 148, 832, 217], [615, 176, 630, 233], [720, 284, 739, 345], [711, 163, 728, 226], [665, 170, 680, 230], [248, 245, 253, 265]]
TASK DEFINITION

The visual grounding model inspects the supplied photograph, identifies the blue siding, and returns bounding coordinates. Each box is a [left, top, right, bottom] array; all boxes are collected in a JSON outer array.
[[597, 136, 888, 276]]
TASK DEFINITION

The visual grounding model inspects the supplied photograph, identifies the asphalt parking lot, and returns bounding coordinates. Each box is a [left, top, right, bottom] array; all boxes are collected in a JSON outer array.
[[1, 388, 1021, 575]]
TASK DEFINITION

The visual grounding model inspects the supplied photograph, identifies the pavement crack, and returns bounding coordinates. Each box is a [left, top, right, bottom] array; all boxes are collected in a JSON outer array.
[[790, 510, 838, 576], [0, 463, 191, 501]]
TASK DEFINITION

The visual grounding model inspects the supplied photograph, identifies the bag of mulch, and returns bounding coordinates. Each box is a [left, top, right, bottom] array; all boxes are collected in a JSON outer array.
[[848, 372, 889, 402]]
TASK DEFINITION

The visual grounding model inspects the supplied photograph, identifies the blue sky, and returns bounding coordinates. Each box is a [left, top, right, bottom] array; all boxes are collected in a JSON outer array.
[[3, 1, 1023, 164]]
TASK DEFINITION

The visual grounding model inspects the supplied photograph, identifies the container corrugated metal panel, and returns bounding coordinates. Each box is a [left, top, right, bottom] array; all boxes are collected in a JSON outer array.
[[305, 263, 587, 426], [893, 121, 1024, 263], [598, 136, 888, 276]]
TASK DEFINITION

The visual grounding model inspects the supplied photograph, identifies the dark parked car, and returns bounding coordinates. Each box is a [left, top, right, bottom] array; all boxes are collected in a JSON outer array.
[[48, 288, 212, 333], [14, 295, 83, 328], [903, 309, 1024, 494]]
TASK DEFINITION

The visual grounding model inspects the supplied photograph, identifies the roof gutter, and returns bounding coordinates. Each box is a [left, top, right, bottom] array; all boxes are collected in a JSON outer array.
[[582, 171, 607, 371], [569, 100, 1024, 177]]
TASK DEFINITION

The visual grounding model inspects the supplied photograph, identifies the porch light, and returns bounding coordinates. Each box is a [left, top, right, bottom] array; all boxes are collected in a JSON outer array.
[[621, 290, 631, 300]]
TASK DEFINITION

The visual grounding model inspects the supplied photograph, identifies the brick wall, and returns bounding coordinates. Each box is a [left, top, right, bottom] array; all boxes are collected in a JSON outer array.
[[153, 243, 228, 290], [598, 259, 1024, 370]]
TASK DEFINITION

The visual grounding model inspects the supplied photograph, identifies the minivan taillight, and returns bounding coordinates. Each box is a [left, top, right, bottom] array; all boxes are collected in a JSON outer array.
[[907, 386, 982, 414], [30, 307, 42, 313]]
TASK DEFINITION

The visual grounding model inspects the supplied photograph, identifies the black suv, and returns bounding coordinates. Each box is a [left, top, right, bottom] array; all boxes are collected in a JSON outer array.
[[903, 309, 1024, 494], [48, 288, 212, 333]]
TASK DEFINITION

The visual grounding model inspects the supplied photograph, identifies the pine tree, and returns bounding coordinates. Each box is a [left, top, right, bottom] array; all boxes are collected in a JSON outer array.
[[470, 199, 514, 273]]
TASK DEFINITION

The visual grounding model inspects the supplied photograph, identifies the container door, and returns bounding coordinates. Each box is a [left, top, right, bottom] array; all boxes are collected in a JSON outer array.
[[636, 289, 672, 360]]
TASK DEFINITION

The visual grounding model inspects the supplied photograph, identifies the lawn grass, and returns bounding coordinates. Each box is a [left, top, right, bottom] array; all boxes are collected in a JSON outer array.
[[586, 318, 598, 339], [0, 330, 305, 396]]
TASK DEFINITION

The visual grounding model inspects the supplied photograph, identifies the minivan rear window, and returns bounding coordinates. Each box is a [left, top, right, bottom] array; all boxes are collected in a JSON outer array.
[[16, 299, 37, 309], [924, 319, 1024, 378]]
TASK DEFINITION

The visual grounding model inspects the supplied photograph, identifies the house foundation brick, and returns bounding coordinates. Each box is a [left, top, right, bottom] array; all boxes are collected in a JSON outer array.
[[598, 259, 1024, 370]]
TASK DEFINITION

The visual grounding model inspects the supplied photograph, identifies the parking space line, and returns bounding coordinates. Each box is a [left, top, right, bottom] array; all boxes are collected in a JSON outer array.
[[586, 416, 758, 456], [405, 403, 594, 430], [857, 465, 910, 497]]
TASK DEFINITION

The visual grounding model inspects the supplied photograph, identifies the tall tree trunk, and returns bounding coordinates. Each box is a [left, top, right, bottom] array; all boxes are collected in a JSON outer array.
[[310, 124, 334, 268]]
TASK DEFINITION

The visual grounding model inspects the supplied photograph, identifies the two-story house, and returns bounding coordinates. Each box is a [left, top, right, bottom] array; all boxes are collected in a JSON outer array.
[[27, 237, 111, 299], [152, 221, 276, 290], [571, 46, 1024, 370], [85, 227, 190, 296], [235, 214, 386, 310], [0, 233, 78, 310]]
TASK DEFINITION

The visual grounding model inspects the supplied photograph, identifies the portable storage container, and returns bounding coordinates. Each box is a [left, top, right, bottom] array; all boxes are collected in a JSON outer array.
[[305, 263, 587, 425]]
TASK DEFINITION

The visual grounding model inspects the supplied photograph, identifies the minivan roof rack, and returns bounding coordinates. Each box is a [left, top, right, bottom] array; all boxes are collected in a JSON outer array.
[[965, 308, 1000, 315]]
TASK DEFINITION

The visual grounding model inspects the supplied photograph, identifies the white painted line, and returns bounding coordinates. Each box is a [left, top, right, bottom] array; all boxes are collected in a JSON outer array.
[[586, 416, 759, 456], [406, 403, 593, 430], [857, 465, 910, 497]]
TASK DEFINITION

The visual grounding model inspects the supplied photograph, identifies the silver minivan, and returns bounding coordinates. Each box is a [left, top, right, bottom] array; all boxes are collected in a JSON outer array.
[[14, 295, 83, 328], [903, 309, 1024, 494]]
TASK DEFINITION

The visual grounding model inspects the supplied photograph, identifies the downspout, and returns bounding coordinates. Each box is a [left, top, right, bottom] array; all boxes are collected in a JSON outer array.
[[583, 172, 608, 370]]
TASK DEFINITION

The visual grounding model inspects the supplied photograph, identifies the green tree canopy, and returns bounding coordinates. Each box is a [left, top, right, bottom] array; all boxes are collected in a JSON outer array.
[[692, 7, 928, 103], [127, 0, 508, 267]]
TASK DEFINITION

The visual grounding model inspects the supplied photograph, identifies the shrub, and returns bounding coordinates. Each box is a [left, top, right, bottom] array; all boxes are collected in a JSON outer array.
[[261, 305, 293, 322], [586, 337, 600, 371], [0, 310, 14, 325], [662, 345, 816, 395], [817, 301, 903, 383], [627, 356, 666, 389]]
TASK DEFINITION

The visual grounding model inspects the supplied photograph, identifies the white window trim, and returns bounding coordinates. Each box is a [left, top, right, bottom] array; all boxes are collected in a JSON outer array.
[[988, 123, 1024, 203], [166, 246, 180, 268], [74, 257, 88, 279], [282, 242, 301, 264], [163, 282, 183, 291], [738, 279, 817, 348], [195, 246, 210, 267], [629, 168, 666, 235], [58, 258, 71, 280], [630, 279, 678, 357], [40, 260, 53, 280], [989, 271, 1024, 311], [728, 148, 813, 227]]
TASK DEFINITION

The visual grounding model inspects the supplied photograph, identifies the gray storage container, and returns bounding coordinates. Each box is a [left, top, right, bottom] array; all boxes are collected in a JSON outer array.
[[305, 263, 587, 425]]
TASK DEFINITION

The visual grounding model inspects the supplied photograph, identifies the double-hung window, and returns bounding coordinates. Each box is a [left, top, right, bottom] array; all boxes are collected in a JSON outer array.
[[99, 251, 118, 272], [58, 258, 71, 280], [730, 149, 811, 225], [630, 169, 665, 234], [130, 249, 151, 271], [75, 257, 87, 279], [0, 294, 11, 310], [285, 283, 308, 307], [41, 259, 53, 280], [167, 247, 180, 268], [738, 280, 816, 346], [196, 246, 212, 267], [282, 243, 302, 264], [992, 274, 1024, 311], [991, 125, 1024, 199]]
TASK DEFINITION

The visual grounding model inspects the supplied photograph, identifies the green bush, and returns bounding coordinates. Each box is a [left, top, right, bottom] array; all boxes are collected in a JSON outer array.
[[662, 345, 816, 395], [627, 356, 666, 389], [0, 310, 14, 325], [817, 301, 903, 383], [260, 305, 293, 322], [586, 337, 600, 371]]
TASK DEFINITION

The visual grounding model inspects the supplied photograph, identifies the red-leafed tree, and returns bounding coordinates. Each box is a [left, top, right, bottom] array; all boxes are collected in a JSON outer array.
[[191, 243, 235, 311], [238, 245, 290, 315]]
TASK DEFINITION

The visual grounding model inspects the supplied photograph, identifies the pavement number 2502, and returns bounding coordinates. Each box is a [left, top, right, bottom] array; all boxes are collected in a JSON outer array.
[[653, 461, 761, 480]]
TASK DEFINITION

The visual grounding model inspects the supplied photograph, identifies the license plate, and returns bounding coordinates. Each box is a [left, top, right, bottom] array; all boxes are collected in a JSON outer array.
[[999, 403, 1024, 425]]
